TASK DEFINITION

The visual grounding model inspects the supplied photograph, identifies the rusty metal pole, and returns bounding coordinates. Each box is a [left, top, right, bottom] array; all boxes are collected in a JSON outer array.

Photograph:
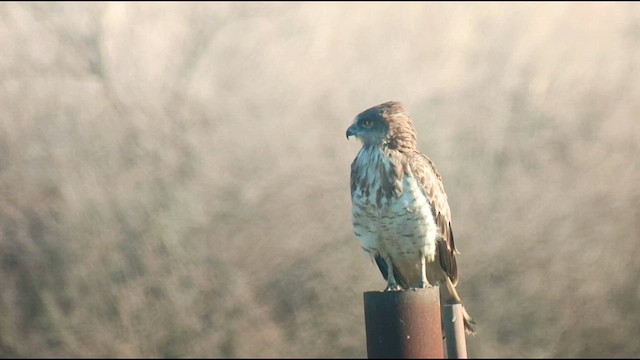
[[363, 287, 444, 359], [441, 304, 468, 359]]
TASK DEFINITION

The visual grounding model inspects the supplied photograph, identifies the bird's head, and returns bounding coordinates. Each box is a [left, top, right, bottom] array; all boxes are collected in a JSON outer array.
[[346, 101, 417, 151]]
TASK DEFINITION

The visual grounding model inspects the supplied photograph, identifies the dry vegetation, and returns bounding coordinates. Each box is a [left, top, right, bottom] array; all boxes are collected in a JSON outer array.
[[1, 2, 640, 357]]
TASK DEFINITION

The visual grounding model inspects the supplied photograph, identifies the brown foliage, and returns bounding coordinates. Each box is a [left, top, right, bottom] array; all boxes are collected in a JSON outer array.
[[1, 2, 639, 357]]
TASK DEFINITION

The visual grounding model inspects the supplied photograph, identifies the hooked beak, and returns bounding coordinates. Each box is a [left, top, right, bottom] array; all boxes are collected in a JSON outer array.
[[346, 124, 358, 139]]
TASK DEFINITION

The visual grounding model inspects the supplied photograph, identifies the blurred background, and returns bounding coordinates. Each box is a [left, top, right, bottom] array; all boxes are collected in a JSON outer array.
[[1, 2, 639, 357]]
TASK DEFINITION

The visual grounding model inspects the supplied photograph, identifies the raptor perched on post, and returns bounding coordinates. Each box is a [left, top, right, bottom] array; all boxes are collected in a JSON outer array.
[[347, 101, 476, 334]]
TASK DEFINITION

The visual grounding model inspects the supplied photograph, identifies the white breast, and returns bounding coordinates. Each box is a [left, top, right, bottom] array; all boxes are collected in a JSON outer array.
[[352, 170, 438, 266]]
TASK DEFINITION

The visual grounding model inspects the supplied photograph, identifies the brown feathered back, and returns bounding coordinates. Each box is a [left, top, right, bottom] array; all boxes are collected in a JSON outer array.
[[348, 100, 475, 334]]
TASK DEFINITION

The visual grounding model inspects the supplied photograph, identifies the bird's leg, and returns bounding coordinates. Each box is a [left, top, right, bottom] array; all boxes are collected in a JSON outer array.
[[418, 252, 431, 288], [384, 256, 402, 292]]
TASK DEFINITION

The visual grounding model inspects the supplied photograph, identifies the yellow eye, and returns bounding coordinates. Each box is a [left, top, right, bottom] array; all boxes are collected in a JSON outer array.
[[362, 119, 373, 128]]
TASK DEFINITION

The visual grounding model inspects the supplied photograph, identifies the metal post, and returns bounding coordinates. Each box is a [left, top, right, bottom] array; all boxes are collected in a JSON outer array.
[[441, 304, 468, 359], [364, 287, 444, 359]]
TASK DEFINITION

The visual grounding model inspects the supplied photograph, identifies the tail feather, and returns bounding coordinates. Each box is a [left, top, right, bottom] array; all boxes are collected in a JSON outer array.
[[374, 254, 477, 335], [460, 304, 477, 335], [441, 276, 477, 335]]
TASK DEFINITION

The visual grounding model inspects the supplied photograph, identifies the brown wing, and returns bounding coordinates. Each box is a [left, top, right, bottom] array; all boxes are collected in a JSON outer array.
[[408, 152, 459, 286]]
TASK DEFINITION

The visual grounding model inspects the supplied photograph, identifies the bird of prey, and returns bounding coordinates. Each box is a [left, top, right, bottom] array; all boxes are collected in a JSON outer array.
[[347, 101, 476, 334]]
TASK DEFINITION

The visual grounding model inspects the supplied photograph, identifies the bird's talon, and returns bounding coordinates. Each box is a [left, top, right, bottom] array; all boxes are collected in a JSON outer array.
[[384, 284, 402, 292]]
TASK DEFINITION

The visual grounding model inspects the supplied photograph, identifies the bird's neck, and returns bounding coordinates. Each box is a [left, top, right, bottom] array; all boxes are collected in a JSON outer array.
[[354, 145, 407, 202], [357, 145, 388, 166], [383, 134, 417, 153]]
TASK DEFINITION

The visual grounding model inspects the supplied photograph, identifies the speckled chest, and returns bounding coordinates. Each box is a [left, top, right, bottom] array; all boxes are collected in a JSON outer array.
[[350, 148, 437, 259]]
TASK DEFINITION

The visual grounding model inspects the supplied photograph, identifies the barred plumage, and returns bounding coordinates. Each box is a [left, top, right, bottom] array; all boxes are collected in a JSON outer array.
[[347, 101, 476, 334]]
